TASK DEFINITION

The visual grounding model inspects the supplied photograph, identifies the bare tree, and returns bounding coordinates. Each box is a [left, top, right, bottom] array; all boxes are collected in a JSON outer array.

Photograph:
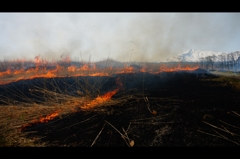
[[205, 55, 216, 70], [223, 54, 228, 71], [199, 57, 205, 69], [228, 51, 239, 71], [218, 54, 225, 71], [227, 53, 232, 71], [233, 51, 240, 72]]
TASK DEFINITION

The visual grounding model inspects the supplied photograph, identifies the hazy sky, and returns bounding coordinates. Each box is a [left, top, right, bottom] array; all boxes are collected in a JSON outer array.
[[0, 12, 240, 62]]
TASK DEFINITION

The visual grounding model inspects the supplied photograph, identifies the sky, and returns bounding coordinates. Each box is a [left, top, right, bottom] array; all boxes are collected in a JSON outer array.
[[0, 12, 240, 62]]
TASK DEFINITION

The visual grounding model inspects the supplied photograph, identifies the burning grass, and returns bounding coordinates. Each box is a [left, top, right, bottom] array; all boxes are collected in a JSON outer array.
[[1, 58, 240, 146], [0, 56, 200, 86], [0, 69, 131, 146], [0, 90, 131, 146]]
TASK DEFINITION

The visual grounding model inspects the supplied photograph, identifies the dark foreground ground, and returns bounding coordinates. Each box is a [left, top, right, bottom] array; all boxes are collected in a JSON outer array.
[[4, 69, 240, 146]]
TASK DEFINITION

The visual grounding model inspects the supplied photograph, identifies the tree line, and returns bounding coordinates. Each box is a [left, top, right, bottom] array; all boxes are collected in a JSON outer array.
[[199, 51, 240, 72]]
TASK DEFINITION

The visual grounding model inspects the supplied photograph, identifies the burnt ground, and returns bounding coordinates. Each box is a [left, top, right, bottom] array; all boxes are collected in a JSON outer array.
[[3, 69, 240, 147]]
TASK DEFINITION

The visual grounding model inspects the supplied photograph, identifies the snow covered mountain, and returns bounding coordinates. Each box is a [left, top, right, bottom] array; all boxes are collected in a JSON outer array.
[[165, 49, 229, 62]]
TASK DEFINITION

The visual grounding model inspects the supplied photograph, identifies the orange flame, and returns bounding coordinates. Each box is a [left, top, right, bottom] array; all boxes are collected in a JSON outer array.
[[80, 88, 119, 109], [158, 65, 199, 73], [80, 77, 122, 109], [68, 65, 77, 72], [140, 66, 147, 72], [0, 57, 200, 86], [34, 56, 41, 64], [13, 69, 25, 75], [20, 110, 60, 131], [20, 77, 123, 130], [77, 64, 89, 71], [0, 69, 11, 76], [38, 111, 59, 123]]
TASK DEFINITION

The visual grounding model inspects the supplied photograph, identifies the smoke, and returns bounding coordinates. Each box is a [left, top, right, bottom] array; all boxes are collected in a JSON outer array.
[[0, 13, 240, 62]]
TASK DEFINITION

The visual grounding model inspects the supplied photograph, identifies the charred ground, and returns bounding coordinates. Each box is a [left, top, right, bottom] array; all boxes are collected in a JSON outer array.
[[1, 69, 240, 146]]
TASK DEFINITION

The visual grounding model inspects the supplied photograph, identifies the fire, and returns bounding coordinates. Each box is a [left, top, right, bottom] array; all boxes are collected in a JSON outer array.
[[88, 72, 109, 76], [68, 65, 77, 72], [80, 88, 119, 109], [13, 69, 24, 75], [38, 111, 59, 123], [19, 77, 122, 130], [140, 67, 147, 72], [35, 56, 41, 64], [0, 57, 201, 131], [156, 65, 199, 73], [0, 69, 11, 76], [34, 56, 49, 70], [115, 65, 134, 74], [0, 56, 200, 85], [80, 77, 122, 109], [82, 64, 89, 70], [20, 110, 60, 131]]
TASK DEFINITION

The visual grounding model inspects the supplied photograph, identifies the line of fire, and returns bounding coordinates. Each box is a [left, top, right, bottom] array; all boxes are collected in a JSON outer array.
[[0, 55, 199, 86], [1, 55, 240, 147], [0, 55, 201, 132]]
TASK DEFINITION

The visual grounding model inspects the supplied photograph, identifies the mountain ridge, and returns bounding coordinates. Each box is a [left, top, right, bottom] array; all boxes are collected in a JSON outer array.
[[165, 49, 240, 62]]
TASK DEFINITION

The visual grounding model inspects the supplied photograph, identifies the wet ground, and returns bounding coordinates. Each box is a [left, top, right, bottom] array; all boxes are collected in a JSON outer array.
[[10, 69, 240, 146]]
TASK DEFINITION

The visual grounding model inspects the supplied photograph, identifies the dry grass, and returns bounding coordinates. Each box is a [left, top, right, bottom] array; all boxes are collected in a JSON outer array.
[[0, 62, 134, 147], [0, 88, 129, 146], [199, 111, 240, 146], [3, 62, 239, 146], [1, 75, 131, 143], [209, 71, 240, 89], [197, 71, 240, 145]]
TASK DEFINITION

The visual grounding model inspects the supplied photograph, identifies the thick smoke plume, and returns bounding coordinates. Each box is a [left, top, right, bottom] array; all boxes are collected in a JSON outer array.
[[0, 13, 240, 62]]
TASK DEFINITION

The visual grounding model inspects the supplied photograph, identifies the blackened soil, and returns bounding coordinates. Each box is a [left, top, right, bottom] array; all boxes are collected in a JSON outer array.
[[21, 70, 240, 146]]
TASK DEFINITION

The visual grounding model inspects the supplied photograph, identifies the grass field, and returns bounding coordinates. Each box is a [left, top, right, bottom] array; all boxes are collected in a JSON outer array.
[[1, 65, 240, 147]]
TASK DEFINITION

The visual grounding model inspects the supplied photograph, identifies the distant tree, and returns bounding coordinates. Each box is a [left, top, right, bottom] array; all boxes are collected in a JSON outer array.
[[223, 54, 228, 71], [233, 51, 240, 72], [205, 55, 216, 70], [199, 57, 205, 69], [228, 52, 238, 72], [218, 54, 226, 71], [227, 54, 232, 71]]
